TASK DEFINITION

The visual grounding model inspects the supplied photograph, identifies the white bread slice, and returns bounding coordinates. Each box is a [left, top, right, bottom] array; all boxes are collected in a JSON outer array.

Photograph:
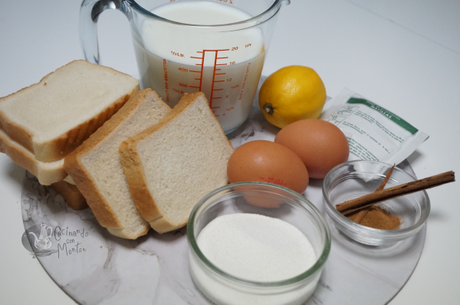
[[51, 180, 88, 210], [0, 129, 86, 208], [64, 89, 171, 239], [0, 60, 139, 162], [0, 129, 67, 185], [119, 92, 234, 234]]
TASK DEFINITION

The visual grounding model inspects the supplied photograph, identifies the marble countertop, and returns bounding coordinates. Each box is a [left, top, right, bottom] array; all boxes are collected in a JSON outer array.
[[1, 0, 460, 304]]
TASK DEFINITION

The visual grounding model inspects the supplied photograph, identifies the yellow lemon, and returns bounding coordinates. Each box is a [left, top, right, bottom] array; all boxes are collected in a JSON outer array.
[[258, 65, 327, 128]]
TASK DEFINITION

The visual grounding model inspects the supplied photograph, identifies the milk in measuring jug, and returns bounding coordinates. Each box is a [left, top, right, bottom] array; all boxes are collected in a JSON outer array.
[[132, 1, 265, 133]]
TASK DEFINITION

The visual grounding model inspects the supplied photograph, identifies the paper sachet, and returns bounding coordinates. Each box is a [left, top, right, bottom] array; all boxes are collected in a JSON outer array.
[[320, 88, 429, 165]]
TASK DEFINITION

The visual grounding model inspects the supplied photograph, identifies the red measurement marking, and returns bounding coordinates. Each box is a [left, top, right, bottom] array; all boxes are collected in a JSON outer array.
[[209, 51, 219, 106], [191, 49, 232, 109], [198, 53, 205, 92]]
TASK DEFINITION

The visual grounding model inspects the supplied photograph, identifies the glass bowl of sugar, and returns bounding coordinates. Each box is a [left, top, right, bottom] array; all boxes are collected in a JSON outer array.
[[187, 182, 331, 305]]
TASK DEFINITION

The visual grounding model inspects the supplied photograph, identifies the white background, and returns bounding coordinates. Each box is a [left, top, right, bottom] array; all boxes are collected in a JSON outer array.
[[1, 0, 459, 304]]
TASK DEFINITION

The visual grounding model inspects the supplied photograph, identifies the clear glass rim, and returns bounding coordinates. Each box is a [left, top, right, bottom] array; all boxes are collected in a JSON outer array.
[[125, 0, 286, 28], [322, 160, 431, 240], [187, 181, 331, 288]]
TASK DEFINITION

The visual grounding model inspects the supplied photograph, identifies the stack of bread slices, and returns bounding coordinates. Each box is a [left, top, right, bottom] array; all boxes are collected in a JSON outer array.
[[0, 60, 234, 239]]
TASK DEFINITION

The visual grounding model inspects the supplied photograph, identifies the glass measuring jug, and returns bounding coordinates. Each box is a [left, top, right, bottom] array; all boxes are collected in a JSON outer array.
[[80, 0, 290, 134]]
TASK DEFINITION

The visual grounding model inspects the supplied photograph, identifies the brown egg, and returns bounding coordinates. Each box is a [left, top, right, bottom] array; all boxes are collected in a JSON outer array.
[[275, 119, 349, 179], [227, 140, 309, 194]]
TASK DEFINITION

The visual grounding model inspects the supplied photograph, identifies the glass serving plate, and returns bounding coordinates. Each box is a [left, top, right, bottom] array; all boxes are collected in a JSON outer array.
[[20, 97, 426, 305]]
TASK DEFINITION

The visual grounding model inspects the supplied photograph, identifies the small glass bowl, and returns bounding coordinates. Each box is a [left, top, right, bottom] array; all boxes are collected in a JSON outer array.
[[322, 160, 430, 246], [187, 182, 331, 305]]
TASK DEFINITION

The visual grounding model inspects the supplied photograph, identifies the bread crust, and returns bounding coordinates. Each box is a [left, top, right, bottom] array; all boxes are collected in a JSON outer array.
[[0, 60, 139, 162], [64, 90, 159, 238], [0, 113, 34, 153], [0, 130, 67, 185], [119, 93, 203, 233], [125, 92, 208, 143], [51, 180, 88, 210], [64, 138, 123, 232], [119, 138, 188, 234], [120, 92, 233, 233], [35, 92, 133, 162], [119, 140, 163, 224]]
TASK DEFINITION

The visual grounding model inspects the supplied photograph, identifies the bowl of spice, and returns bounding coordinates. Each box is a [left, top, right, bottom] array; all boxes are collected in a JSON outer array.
[[322, 160, 440, 246], [187, 182, 331, 305]]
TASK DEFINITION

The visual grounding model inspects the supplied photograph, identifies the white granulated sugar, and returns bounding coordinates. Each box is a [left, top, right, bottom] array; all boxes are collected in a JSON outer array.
[[197, 213, 316, 282]]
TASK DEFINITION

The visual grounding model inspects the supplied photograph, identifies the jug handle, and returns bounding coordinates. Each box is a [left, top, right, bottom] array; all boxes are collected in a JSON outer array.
[[79, 0, 125, 64]]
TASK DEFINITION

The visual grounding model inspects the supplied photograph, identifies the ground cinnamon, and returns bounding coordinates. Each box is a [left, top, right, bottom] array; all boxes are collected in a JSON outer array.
[[351, 164, 396, 224], [349, 206, 401, 230]]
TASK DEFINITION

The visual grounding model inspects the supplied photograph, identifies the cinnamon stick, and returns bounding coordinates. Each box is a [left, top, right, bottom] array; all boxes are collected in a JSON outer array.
[[337, 171, 455, 216], [353, 164, 395, 223], [374, 164, 396, 192]]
